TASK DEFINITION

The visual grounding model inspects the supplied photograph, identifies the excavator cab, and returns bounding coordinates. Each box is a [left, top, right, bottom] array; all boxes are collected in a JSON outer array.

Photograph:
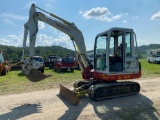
[[94, 28, 140, 80]]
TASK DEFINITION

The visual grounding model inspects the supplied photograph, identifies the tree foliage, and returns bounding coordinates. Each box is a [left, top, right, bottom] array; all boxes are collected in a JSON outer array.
[[0, 43, 160, 61], [0, 45, 76, 61], [138, 44, 160, 58]]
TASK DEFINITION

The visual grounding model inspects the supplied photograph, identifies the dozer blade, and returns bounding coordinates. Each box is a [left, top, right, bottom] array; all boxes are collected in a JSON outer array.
[[59, 83, 79, 105], [27, 68, 52, 82]]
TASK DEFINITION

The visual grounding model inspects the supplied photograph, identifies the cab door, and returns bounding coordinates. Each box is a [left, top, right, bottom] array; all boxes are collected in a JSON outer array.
[[94, 35, 108, 73], [124, 32, 139, 73]]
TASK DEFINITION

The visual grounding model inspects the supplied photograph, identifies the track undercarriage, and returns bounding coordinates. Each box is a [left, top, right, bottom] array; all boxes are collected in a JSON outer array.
[[59, 80, 140, 105]]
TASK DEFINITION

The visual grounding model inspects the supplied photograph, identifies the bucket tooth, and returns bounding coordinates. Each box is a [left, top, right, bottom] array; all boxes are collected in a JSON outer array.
[[59, 83, 79, 105], [27, 68, 52, 82]]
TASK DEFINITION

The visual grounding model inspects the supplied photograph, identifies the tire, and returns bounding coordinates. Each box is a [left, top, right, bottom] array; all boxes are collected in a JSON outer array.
[[71, 68, 74, 72], [1, 66, 7, 76], [54, 67, 56, 71], [41, 69, 44, 73], [63, 68, 67, 72], [77, 64, 80, 70], [49, 65, 53, 69], [33, 61, 41, 69], [58, 67, 62, 72]]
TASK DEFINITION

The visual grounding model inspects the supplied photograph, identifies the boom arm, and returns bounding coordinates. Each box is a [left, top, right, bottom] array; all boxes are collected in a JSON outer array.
[[23, 4, 92, 79]]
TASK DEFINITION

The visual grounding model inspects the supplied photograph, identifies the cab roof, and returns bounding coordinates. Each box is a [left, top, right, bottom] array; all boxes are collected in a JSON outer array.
[[96, 27, 134, 37]]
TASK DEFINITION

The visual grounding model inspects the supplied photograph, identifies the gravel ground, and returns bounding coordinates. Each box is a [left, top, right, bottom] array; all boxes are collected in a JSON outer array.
[[0, 77, 160, 120]]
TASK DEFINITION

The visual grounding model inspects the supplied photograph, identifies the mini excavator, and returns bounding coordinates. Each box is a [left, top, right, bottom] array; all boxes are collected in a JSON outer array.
[[22, 4, 141, 104]]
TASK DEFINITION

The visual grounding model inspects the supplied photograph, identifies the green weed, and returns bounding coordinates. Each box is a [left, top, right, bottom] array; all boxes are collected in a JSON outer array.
[[140, 59, 160, 78], [0, 69, 82, 95]]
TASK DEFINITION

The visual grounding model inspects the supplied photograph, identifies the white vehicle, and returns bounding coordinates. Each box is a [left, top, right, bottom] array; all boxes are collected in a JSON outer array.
[[22, 4, 141, 104], [33, 56, 44, 73], [87, 50, 94, 62], [147, 49, 160, 64]]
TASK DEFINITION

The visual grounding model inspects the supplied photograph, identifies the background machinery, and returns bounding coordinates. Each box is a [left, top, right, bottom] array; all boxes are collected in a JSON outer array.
[[0, 50, 8, 75], [147, 49, 160, 64], [44, 55, 57, 69], [23, 4, 142, 104]]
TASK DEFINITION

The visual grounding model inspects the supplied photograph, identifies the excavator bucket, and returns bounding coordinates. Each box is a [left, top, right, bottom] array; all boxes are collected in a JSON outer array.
[[27, 68, 52, 82], [59, 83, 79, 105]]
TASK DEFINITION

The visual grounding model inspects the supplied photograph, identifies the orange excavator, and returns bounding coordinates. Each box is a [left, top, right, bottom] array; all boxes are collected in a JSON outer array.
[[0, 50, 8, 75], [22, 4, 141, 104]]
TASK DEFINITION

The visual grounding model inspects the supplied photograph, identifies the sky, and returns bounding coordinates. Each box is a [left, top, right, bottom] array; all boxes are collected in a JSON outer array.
[[0, 0, 160, 51]]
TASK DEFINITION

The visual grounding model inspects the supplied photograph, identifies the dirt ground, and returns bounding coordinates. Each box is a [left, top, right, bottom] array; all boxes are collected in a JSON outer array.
[[0, 77, 160, 120]]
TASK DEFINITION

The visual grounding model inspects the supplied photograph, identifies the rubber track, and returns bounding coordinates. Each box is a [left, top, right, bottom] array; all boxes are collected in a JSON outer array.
[[88, 81, 140, 101]]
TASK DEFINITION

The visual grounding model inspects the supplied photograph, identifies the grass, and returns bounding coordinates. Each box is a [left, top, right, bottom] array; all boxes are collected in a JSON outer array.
[[0, 68, 82, 95], [0, 59, 160, 95], [140, 59, 160, 78]]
